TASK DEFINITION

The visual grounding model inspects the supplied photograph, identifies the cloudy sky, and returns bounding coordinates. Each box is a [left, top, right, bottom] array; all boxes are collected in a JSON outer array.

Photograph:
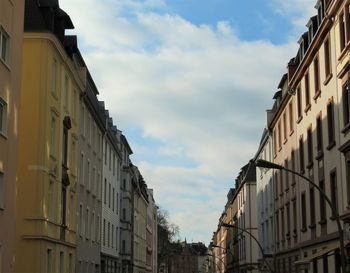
[[60, 0, 315, 244]]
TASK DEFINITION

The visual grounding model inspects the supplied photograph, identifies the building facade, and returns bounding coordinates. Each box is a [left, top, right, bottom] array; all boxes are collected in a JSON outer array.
[[0, 0, 24, 272], [265, 0, 350, 272], [133, 167, 148, 273], [146, 189, 157, 273], [76, 67, 105, 273], [254, 128, 275, 272], [101, 110, 122, 273], [16, 1, 82, 272], [118, 132, 134, 273]]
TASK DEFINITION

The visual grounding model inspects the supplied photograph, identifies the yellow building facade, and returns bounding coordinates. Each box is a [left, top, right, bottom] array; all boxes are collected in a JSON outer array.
[[15, 2, 85, 272], [0, 0, 24, 272]]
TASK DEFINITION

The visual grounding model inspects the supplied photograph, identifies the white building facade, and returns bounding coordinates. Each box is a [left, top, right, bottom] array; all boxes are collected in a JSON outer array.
[[101, 109, 122, 273]]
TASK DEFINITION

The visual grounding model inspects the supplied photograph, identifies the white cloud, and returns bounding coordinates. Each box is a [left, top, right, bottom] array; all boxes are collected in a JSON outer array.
[[270, 0, 317, 38], [59, 0, 302, 244]]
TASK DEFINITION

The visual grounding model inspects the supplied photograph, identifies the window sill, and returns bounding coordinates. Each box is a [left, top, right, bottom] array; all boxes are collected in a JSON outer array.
[[323, 73, 333, 86], [304, 104, 311, 113], [289, 129, 294, 137], [315, 151, 324, 161], [0, 57, 11, 71], [313, 90, 321, 101], [0, 131, 8, 140], [326, 141, 336, 151], [318, 219, 327, 225], [296, 116, 303, 124], [306, 162, 314, 169], [341, 123, 350, 135], [283, 138, 287, 145], [308, 224, 316, 229], [338, 42, 350, 62]]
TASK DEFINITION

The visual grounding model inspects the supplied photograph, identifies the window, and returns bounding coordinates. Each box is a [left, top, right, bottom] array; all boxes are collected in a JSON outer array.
[[105, 140, 108, 164], [301, 192, 307, 231], [47, 249, 52, 273], [0, 172, 4, 209], [113, 154, 116, 175], [112, 224, 114, 248], [305, 72, 310, 109], [68, 253, 73, 273], [299, 137, 305, 173], [108, 222, 110, 247], [123, 208, 126, 220], [314, 56, 320, 95], [92, 167, 96, 193], [48, 181, 54, 220], [104, 179, 107, 204], [324, 38, 331, 78], [86, 208, 89, 239], [292, 199, 297, 234], [310, 188, 316, 227], [284, 159, 289, 190], [51, 58, 58, 96], [96, 215, 100, 243], [307, 127, 313, 166], [316, 115, 323, 156], [278, 122, 282, 149], [112, 188, 115, 211], [59, 251, 64, 273], [323, 254, 329, 273], [0, 98, 7, 135], [343, 81, 350, 127], [289, 101, 294, 133], [281, 209, 285, 243], [72, 90, 77, 121], [340, 13, 346, 51], [273, 130, 277, 156], [87, 160, 90, 190], [320, 180, 326, 222], [346, 158, 350, 206], [327, 99, 335, 146], [81, 105, 85, 137], [103, 219, 106, 246], [0, 27, 9, 63], [108, 183, 111, 208], [116, 227, 118, 251], [330, 170, 338, 218], [297, 87, 302, 120], [50, 114, 57, 157], [64, 75, 69, 112], [109, 147, 112, 170], [79, 204, 83, 236], [122, 240, 126, 253], [291, 151, 296, 185], [79, 153, 84, 185], [91, 212, 95, 242], [283, 112, 287, 142]]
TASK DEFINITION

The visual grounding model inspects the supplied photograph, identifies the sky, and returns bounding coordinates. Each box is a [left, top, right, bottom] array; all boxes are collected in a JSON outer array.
[[59, 0, 316, 244]]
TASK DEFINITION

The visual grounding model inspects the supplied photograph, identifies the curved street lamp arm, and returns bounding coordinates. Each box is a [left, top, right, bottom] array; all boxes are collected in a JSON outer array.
[[282, 167, 346, 273], [221, 223, 274, 273]]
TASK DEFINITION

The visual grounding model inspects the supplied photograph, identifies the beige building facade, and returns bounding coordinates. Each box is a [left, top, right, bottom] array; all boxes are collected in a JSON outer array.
[[266, 0, 350, 271], [0, 1, 24, 273], [16, 1, 83, 272]]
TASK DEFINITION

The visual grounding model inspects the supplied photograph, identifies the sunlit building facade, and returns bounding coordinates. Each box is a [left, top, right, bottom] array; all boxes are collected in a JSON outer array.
[[16, 1, 82, 272], [0, 0, 24, 272]]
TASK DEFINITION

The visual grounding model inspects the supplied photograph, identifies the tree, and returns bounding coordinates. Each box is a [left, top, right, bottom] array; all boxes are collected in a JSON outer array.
[[157, 206, 180, 272]]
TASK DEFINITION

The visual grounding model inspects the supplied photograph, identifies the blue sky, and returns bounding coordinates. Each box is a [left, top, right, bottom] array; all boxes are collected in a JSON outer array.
[[60, 0, 315, 244]]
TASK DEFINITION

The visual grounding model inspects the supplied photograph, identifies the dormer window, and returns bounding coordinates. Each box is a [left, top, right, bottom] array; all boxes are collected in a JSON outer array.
[[316, 0, 324, 25]]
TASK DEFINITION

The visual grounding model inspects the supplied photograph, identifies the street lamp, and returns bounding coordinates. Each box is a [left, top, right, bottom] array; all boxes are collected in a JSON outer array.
[[207, 253, 225, 273], [209, 242, 235, 258], [220, 223, 274, 273], [254, 159, 347, 273]]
